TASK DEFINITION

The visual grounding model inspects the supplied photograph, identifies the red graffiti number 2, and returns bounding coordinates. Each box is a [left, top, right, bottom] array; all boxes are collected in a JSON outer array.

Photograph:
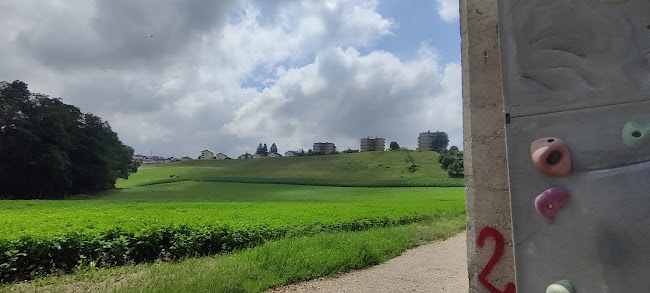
[[477, 227, 516, 293]]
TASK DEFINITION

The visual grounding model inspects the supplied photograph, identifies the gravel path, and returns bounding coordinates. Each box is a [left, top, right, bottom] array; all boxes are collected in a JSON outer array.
[[270, 232, 468, 293]]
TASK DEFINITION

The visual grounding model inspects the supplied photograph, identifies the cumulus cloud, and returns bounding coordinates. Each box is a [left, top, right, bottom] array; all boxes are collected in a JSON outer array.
[[224, 45, 462, 152], [435, 0, 459, 23], [0, 0, 462, 158]]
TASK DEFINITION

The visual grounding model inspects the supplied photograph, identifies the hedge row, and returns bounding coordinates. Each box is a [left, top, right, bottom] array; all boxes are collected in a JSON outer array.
[[0, 216, 422, 283]]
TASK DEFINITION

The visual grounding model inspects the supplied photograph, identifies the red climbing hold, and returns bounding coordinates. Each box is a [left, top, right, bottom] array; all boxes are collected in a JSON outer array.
[[535, 187, 570, 223]]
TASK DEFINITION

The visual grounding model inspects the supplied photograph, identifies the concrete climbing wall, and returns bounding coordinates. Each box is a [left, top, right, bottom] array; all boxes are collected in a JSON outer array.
[[499, 0, 650, 292], [461, 0, 517, 292]]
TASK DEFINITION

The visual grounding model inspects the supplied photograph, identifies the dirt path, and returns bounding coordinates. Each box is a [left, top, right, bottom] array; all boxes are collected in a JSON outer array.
[[270, 232, 468, 293]]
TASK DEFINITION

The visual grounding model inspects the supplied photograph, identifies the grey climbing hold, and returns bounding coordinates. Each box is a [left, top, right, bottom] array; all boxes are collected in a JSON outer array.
[[546, 279, 576, 293]]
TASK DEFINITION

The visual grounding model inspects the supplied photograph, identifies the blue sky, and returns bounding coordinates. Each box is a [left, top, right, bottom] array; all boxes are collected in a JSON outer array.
[[375, 0, 460, 63], [1, 0, 462, 158]]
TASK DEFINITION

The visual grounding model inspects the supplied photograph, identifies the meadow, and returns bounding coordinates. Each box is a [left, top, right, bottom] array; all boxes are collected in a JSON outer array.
[[0, 151, 466, 292], [118, 150, 464, 188]]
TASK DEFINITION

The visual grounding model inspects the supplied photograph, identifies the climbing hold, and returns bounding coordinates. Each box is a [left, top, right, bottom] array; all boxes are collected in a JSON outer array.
[[622, 121, 650, 149], [546, 279, 575, 293], [535, 187, 570, 223], [530, 137, 572, 177]]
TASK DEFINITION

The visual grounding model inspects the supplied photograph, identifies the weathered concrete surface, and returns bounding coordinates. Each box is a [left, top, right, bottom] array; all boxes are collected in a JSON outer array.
[[461, 0, 516, 292]]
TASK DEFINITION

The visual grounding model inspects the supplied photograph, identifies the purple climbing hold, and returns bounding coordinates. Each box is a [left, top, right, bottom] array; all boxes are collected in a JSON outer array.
[[535, 187, 570, 223]]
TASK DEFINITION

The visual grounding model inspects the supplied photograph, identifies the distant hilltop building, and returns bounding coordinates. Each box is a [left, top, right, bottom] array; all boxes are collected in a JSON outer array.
[[417, 130, 440, 151], [133, 154, 171, 164], [267, 152, 282, 158], [200, 150, 229, 160], [313, 142, 336, 155], [199, 150, 214, 160], [238, 153, 253, 159], [360, 137, 385, 152]]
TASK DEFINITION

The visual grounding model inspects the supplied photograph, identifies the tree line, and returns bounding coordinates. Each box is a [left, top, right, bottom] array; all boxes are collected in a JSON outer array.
[[0, 81, 138, 199]]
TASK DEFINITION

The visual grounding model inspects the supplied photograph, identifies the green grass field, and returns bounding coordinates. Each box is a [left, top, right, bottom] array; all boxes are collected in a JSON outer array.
[[1, 182, 464, 239], [117, 151, 464, 188], [0, 151, 466, 291]]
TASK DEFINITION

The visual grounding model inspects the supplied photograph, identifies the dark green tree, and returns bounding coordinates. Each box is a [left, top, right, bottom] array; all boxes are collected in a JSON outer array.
[[430, 131, 449, 152], [447, 160, 464, 177], [0, 80, 137, 199], [270, 143, 277, 153], [438, 152, 456, 169], [449, 145, 460, 154], [389, 141, 400, 151], [262, 143, 268, 156]]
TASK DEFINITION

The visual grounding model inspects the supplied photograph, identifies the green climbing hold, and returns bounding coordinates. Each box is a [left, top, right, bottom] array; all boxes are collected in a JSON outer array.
[[546, 279, 575, 293], [622, 121, 650, 149]]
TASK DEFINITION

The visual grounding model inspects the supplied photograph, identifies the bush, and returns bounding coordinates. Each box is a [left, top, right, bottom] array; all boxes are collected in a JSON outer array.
[[0, 216, 426, 283], [438, 150, 464, 178]]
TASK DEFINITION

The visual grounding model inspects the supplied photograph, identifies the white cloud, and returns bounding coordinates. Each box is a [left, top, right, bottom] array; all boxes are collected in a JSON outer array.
[[224, 45, 462, 152], [435, 0, 459, 23], [0, 0, 462, 158]]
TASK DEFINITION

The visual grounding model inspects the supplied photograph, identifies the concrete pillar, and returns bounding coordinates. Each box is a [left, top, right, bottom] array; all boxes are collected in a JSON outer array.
[[460, 0, 516, 292]]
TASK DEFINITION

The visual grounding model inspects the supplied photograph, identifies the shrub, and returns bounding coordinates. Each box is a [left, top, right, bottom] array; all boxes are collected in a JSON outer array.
[[0, 216, 427, 283]]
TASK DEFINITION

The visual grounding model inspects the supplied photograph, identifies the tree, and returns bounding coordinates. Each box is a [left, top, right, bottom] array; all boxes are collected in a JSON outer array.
[[389, 141, 400, 151], [270, 143, 277, 153], [256, 143, 264, 155], [0, 80, 138, 199], [307, 149, 314, 156], [438, 152, 456, 169], [447, 160, 464, 177], [449, 145, 460, 154], [430, 131, 449, 152], [262, 143, 268, 156]]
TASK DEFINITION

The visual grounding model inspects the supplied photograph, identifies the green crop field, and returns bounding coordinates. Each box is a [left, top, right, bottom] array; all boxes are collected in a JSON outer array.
[[0, 151, 466, 291], [1, 182, 464, 240], [117, 151, 464, 188]]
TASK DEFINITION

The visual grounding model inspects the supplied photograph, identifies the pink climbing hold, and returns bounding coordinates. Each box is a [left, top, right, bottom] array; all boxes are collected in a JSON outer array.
[[535, 187, 570, 223], [530, 137, 572, 177]]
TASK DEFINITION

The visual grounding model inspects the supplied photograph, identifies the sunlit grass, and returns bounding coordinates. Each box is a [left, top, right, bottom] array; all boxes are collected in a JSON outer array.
[[1, 216, 466, 293]]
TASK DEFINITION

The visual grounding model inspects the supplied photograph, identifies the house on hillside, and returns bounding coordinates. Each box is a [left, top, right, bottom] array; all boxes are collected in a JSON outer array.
[[181, 157, 193, 161], [214, 153, 228, 160], [200, 150, 214, 160], [284, 151, 299, 157], [238, 153, 253, 159], [267, 152, 282, 158], [252, 153, 265, 159], [141, 158, 157, 164]]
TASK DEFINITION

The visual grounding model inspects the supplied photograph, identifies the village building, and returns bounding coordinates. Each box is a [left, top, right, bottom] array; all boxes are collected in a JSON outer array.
[[360, 137, 385, 152], [199, 150, 214, 160], [312, 142, 336, 155]]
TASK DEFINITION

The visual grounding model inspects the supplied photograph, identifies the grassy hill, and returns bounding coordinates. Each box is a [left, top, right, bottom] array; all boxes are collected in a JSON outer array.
[[118, 150, 464, 188]]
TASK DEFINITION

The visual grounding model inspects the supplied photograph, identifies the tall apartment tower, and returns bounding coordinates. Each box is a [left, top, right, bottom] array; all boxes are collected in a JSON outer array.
[[417, 131, 439, 151], [360, 137, 385, 152], [312, 142, 336, 154]]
